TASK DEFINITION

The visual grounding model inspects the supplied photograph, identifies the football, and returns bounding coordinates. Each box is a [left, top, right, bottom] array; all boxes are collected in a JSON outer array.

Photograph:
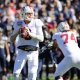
[[20, 26, 28, 38]]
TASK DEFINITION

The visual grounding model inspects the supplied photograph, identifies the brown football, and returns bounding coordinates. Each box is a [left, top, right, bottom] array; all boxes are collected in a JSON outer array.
[[20, 26, 28, 38]]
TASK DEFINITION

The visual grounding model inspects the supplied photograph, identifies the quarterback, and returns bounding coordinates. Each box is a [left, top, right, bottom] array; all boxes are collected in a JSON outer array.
[[52, 22, 80, 80], [9, 6, 44, 80]]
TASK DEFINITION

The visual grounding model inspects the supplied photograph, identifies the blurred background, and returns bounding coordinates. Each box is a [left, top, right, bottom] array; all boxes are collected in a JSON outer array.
[[0, 0, 80, 80]]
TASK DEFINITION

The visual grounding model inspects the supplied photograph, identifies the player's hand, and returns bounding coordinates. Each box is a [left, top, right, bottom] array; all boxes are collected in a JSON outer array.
[[25, 26, 36, 39], [6, 55, 10, 62], [19, 27, 23, 34], [25, 27, 30, 34]]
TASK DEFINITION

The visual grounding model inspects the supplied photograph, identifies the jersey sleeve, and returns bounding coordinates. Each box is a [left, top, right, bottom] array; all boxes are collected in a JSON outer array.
[[13, 23, 17, 35], [11, 20, 22, 36], [35, 19, 44, 35], [35, 19, 44, 27], [35, 19, 44, 42]]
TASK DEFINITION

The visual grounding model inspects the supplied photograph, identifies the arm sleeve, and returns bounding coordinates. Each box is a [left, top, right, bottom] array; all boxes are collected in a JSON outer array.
[[35, 19, 44, 42], [8, 21, 19, 42], [11, 21, 19, 36], [29, 19, 44, 42]]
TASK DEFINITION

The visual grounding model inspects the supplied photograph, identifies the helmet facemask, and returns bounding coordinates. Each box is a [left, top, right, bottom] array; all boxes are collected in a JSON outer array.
[[21, 6, 34, 21]]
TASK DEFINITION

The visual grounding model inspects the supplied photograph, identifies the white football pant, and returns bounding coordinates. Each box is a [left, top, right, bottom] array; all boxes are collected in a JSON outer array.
[[13, 49, 38, 80]]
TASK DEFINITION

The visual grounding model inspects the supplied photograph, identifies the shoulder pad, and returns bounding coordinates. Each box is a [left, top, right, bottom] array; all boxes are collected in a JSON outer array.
[[17, 20, 23, 26]]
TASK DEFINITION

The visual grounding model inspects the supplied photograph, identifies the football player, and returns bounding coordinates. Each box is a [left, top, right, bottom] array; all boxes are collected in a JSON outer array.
[[9, 6, 44, 80], [52, 21, 80, 80]]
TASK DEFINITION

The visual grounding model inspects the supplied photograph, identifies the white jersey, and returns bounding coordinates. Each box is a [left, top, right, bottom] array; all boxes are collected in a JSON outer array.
[[52, 31, 80, 56], [12, 19, 44, 47]]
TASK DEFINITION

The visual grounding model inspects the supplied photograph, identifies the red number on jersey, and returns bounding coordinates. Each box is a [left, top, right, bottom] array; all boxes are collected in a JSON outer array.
[[70, 33, 77, 42], [61, 34, 68, 44], [60, 33, 77, 44]]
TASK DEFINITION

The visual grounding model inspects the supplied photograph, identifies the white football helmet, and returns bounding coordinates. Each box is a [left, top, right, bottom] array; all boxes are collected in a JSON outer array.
[[57, 22, 70, 32], [21, 6, 34, 21]]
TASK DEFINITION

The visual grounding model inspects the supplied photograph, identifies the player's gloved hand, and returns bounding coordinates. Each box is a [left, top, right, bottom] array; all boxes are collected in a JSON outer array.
[[6, 55, 10, 62], [25, 27, 37, 38]]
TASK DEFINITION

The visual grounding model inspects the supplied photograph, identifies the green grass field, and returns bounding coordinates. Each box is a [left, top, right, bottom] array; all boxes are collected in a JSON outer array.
[[40, 65, 78, 80], [0, 68, 78, 80], [41, 75, 77, 80], [37, 73, 78, 80], [0, 73, 77, 80]]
